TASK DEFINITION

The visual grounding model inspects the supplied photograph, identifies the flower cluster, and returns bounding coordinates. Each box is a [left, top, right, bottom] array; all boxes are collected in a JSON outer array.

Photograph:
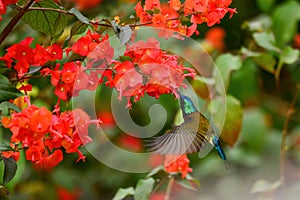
[[1, 99, 97, 168], [185, 0, 236, 26], [46, 30, 114, 101], [164, 154, 193, 178], [135, 0, 236, 37], [0, 0, 18, 21], [0, 37, 63, 78], [105, 38, 195, 107], [70, 0, 103, 10], [0, 29, 194, 108]]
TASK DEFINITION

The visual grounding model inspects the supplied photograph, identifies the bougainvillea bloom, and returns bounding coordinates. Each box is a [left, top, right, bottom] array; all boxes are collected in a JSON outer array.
[[1, 101, 96, 168], [0, 37, 63, 78], [164, 154, 193, 178], [106, 38, 195, 107], [134, 0, 236, 37]]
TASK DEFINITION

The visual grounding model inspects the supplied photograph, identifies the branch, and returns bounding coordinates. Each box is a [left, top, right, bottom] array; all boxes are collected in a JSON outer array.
[[164, 177, 174, 200], [0, 0, 35, 45], [27, 7, 72, 15], [280, 84, 300, 186]]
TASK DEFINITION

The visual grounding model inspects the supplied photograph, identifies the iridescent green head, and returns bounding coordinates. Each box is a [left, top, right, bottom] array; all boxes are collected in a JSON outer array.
[[179, 94, 197, 116]]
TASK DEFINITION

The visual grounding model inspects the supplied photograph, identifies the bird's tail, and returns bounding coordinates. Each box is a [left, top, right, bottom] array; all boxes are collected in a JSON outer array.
[[223, 160, 230, 172]]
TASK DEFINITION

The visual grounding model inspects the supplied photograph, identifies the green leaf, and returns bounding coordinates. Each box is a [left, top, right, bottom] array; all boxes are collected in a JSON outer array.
[[22, 0, 71, 38], [0, 75, 23, 103], [228, 59, 258, 103], [272, 1, 300, 47], [0, 143, 13, 153], [252, 53, 276, 73], [134, 178, 155, 200], [2, 157, 17, 184], [0, 102, 21, 116], [241, 47, 260, 57], [113, 187, 135, 200], [222, 95, 243, 147], [185, 174, 201, 188], [241, 15, 272, 32], [69, 8, 90, 24], [255, 0, 275, 12], [70, 21, 89, 38], [191, 76, 214, 100], [145, 10, 155, 15], [253, 32, 280, 52], [146, 165, 164, 178], [67, 53, 86, 62], [119, 56, 132, 62], [240, 108, 268, 152], [174, 174, 201, 191], [212, 95, 243, 147], [214, 54, 242, 93], [123, 15, 138, 25], [118, 25, 132, 47], [279, 46, 299, 65]]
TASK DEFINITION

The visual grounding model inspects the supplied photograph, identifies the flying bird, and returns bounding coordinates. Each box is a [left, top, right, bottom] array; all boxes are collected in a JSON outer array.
[[147, 94, 228, 169]]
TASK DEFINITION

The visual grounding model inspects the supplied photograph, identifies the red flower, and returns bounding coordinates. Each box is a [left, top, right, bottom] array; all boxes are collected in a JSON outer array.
[[110, 38, 195, 107], [61, 62, 79, 84], [1, 151, 20, 161], [56, 186, 81, 200], [70, 0, 102, 10], [3, 99, 94, 168], [40, 149, 63, 168], [30, 107, 52, 135], [294, 33, 300, 49], [54, 83, 71, 101], [205, 27, 226, 51], [152, 14, 167, 27], [97, 111, 115, 126], [13, 45, 34, 62], [117, 134, 143, 152], [169, 0, 181, 11], [33, 44, 49, 66], [164, 154, 193, 178], [14, 59, 30, 78], [71, 36, 92, 56], [46, 44, 63, 61], [145, 0, 161, 10], [71, 30, 107, 57]]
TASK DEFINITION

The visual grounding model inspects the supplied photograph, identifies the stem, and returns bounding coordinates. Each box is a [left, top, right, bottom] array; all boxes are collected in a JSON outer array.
[[0, 0, 35, 45], [164, 177, 174, 200], [152, 176, 168, 194], [275, 61, 283, 87], [27, 7, 72, 15], [280, 84, 300, 186]]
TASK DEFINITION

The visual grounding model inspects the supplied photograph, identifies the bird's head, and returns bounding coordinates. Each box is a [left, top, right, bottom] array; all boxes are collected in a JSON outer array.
[[179, 94, 197, 116]]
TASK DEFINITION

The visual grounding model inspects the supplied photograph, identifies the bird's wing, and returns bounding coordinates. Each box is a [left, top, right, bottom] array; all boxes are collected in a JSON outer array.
[[146, 119, 210, 155]]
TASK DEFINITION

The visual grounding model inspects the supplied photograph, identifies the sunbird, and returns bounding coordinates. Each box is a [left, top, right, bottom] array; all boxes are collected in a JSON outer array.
[[147, 94, 229, 169]]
